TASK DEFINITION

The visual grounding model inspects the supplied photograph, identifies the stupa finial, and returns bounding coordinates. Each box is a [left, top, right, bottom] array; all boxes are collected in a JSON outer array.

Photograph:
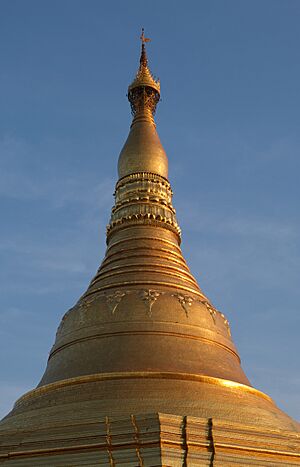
[[128, 29, 160, 116], [139, 28, 150, 67], [118, 30, 168, 179]]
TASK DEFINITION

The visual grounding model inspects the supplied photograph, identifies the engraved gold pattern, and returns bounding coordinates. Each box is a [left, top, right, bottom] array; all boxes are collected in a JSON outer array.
[[71, 289, 231, 333], [105, 290, 126, 314], [173, 293, 194, 317], [139, 289, 160, 316], [107, 172, 181, 238], [1, 35, 299, 465]]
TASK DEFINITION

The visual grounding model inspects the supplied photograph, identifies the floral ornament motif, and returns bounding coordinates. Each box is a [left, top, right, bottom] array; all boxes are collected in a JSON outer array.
[[74, 295, 101, 326], [78, 296, 96, 310], [106, 290, 126, 314], [140, 289, 160, 316], [204, 302, 217, 324], [174, 293, 194, 317], [221, 313, 231, 336]]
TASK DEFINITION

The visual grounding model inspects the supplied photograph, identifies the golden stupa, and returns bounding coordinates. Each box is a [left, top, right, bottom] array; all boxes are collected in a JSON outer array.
[[1, 32, 300, 466]]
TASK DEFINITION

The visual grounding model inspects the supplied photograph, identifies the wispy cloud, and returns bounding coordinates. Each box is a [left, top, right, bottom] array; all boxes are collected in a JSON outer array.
[[180, 210, 297, 241], [0, 134, 115, 288], [0, 134, 114, 208]]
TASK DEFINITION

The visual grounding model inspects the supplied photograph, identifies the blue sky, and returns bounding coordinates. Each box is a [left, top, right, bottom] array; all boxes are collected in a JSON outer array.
[[0, 0, 299, 421]]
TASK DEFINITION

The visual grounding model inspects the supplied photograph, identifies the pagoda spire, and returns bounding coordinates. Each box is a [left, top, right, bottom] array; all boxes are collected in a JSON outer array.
[[118, 30, 167, 179], [0, 32, 299, 467], [36, 34, 252, 392], [127, 28, 160, 117]]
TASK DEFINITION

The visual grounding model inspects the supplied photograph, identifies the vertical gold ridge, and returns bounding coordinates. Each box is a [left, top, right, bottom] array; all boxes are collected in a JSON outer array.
[[1, 32, 299, 467]]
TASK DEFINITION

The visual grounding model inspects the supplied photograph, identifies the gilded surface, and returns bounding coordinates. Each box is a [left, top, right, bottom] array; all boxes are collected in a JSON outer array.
[[1, 413, 299, 466], [118, 38, 168, 179], [108, 172, 181, 237], [0, 33, 299, 465]]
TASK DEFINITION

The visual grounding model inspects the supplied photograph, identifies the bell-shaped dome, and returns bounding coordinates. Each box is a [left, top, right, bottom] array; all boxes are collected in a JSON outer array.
[[0, 31, 299, 466]]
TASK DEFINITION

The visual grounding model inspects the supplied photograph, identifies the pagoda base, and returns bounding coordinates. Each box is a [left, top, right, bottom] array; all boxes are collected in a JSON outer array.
[[1, 412, 300, 466]]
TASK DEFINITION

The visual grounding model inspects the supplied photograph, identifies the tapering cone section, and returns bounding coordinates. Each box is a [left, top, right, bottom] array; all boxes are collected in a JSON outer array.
[[118, 41, 167, 179], [37, 38, 249, 389], [0, 33, 299, 466]]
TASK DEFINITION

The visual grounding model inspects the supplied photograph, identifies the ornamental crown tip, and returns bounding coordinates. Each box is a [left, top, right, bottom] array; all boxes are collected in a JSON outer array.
[[128, 29, 160, 95]]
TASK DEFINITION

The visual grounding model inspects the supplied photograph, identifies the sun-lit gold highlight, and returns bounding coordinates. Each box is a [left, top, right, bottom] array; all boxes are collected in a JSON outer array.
[[0, 32, 299, 466]]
